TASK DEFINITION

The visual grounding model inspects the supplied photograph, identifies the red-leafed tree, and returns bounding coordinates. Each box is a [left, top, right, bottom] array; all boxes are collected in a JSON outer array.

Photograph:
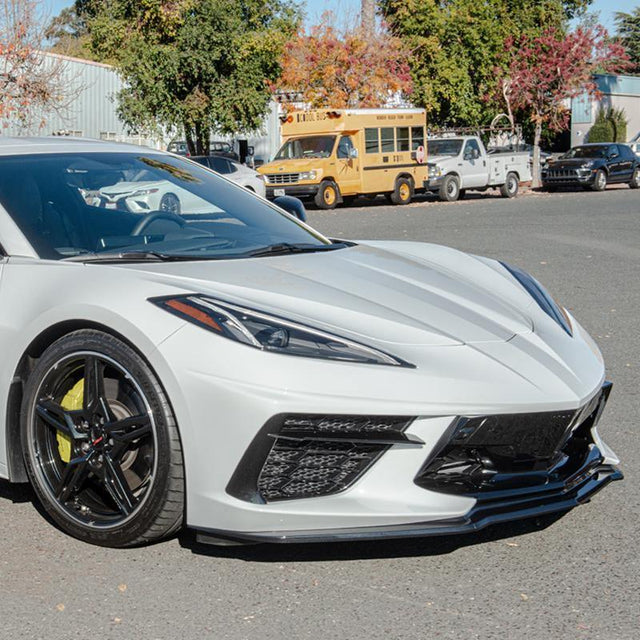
[[273, 12, 412, 110], [497, 25, 628, 187], [0, 0, 69, 129]]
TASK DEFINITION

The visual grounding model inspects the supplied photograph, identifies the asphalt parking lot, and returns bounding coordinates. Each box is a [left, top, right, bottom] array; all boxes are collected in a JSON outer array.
[[1, 186, 639, 640]]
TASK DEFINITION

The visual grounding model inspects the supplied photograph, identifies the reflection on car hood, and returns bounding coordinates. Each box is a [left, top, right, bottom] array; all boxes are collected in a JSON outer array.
[[117, 241, 537, 347], [100, 181, 168, 197]]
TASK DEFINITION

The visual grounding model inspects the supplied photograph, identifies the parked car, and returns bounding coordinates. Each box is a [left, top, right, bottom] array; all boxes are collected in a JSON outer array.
[[0, 137, 622, 548], [425, 136, 531, 201], [541, 143, 640, 191], [167, 140, 239, 162], [191, 155, 265, 197]]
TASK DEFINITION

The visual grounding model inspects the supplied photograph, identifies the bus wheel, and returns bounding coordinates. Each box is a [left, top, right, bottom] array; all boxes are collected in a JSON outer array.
[[439, 175, 460, 202], [315, 181, 339, 209], [390, 177, 413, 205]]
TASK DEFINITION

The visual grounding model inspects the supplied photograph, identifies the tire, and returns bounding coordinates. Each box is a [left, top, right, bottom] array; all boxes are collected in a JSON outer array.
[[21, 330, 184, 547], [591, 169, 607, 192], [629, 167, 640, 189], [314, 180, 339, 209], [500, 172, 519, 198], [439, 174, 460, 202], [389, 177, 413, 205], [160, 193, 181, 214]]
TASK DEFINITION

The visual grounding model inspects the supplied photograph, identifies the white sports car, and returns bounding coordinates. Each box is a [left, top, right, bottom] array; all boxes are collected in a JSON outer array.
[[0, 138, 621, 548]]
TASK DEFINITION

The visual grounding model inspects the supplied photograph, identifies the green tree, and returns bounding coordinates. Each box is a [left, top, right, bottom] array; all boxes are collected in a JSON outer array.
[[615, 7, 640, 71], [82, 0, 300, 154], [587, 107, 614, 142], [379, 0, 593, 127], [44, 6, 95, 60]]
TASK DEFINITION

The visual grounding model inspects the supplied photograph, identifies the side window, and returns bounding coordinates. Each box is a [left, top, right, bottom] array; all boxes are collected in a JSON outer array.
[[227, 160, 239, 174], [210, 157, 232, 174], [380, 127, 395, 152], [337, 136, 354, 159], [464, 139, 481, 159], [411, 126, 424, 150], [365, 128, 379, 154], [396, 127, 409, 152]]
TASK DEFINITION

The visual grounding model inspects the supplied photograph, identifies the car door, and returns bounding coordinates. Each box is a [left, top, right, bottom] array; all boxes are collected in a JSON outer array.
[[616, 145, 635, 181], [460, 139, 486, 189], [336, 135, 361, 195], [606, 145, 624, 182]]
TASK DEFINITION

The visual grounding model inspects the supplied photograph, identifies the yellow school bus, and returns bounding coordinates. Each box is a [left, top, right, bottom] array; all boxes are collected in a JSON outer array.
[[258, 108, 428, 208]]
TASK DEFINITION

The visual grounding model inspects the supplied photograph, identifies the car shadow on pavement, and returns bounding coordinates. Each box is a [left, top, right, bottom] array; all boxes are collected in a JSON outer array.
[[0, 478, 35, 504], [178, 511, 567, 562]]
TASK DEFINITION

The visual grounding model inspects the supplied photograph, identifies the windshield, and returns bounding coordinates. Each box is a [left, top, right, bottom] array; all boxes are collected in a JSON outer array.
[[0, 152, 330, 261], [563, 145, 609, 159], [427, 139, 463, 156], [275, 136, 336, 160]]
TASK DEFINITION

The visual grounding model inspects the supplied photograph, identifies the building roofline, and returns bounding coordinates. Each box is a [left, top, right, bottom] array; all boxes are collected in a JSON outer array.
[[39, 50, 114, 70]]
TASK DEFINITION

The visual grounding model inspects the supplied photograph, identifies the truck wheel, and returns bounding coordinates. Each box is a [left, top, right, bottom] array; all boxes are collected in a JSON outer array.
[[629, 167, 640, 189], [591, 169, 607, 192], [500, 173, 519, 198], [439, 175, 460, 202], [315, 181, 339, 209], [390, 177, 413, 205]]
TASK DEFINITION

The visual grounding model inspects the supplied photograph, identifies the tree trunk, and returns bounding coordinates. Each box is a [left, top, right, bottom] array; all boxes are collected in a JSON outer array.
[[195, 120, 209, 156], [184, 124, 196, 156], [532, 121, 542, 189], [361, 0, 375, 35]]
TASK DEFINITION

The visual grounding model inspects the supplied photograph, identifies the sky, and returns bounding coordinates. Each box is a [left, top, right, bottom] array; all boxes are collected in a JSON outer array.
[[44, 0, 638, 32]]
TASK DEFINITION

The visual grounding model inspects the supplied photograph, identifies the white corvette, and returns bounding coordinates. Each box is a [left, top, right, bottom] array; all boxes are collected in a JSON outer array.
[[0, 138, 622, 548]]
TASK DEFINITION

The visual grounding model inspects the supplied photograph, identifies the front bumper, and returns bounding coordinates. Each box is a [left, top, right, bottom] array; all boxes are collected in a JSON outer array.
[[424, 177, 443, 192], [266, 184, 320, 199]]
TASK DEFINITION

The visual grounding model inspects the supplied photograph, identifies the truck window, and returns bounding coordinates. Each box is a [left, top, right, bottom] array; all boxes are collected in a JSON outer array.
[[397, 127, 410, 152], [411, 127, 424, 150], [464, 139, 481, 159], [381, 128, 395, 152], [427, 139, 463, 156], [365, 128, 379, 154], [337, 136, 355, 159]]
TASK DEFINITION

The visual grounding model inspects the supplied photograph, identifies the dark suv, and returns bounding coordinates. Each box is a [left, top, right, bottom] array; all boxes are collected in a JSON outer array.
[[542, 143, 640, 191]]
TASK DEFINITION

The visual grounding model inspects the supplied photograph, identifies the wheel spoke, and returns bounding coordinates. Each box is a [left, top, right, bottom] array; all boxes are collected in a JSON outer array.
[[102, 454, 136, 515], [104, 413, 151, 436], [83, 356, 112, 419], [36, 400, 82, 438], [56, 454, 91, 502]]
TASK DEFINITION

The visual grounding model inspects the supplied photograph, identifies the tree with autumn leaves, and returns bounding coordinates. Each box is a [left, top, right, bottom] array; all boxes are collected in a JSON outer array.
[[273, 12, 412, 110], [497, 25, 629, 186]]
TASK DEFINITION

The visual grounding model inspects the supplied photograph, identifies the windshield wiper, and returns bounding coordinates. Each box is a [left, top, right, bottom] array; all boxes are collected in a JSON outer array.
[[64, 250, 179, 263], [243, 242, 349, 258]]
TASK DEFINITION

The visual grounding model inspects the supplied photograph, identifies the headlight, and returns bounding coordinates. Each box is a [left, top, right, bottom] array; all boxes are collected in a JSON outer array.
[[428, 164, 442, 178], [150, 295, 412, 367], [580, 162, 595, 169], [129, 187, 159, 197], [500, 263, 572, 336], [298, 170, 318, 181]]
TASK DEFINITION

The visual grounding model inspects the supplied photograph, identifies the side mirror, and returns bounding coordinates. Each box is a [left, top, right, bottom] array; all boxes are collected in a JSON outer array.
[[349, 147, 359, 159], [273, 195, 307, 222]]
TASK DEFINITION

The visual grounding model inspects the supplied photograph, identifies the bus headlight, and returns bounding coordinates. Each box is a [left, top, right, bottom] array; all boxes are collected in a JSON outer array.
[[299, 170, 318, 181]]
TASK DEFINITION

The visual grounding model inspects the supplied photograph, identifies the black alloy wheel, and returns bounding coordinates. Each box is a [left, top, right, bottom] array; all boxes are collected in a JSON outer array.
[[591, 169, 607, 192], [21, 330, 184, 547]]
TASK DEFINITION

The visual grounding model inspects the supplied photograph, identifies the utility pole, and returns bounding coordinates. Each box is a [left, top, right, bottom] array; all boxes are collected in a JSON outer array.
[[361, 0, 375, 35]]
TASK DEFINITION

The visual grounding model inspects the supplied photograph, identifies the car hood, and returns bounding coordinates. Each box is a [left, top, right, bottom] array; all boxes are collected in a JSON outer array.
[[428, 155, 459, 165], [115, 242, 537, 347], [100, 181, 167, 197], [546, 158, 599, 169], [258, 159, 324, 174]]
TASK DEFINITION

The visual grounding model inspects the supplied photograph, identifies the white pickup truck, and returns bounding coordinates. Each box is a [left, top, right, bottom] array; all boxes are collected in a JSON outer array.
[[424, 136, 532, 201]]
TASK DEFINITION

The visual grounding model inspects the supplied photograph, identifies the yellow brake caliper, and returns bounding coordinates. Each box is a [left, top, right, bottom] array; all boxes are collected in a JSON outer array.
[[56, 379, 84, 463]]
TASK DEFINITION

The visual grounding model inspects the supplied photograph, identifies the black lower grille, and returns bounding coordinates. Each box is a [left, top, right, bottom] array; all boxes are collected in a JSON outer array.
[[258, 439, 387, 501], [226, 414, 416, 503], [415, 383, 611, 496]]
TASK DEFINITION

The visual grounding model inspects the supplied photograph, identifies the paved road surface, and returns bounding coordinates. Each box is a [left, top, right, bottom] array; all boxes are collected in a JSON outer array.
[[1, 187, 638, 639]]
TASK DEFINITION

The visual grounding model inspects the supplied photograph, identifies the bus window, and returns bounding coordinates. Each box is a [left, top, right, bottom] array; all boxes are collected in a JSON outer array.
[[365, 128, 379, 154], [397, 127, 410, 152], [337, 136, 355, 159], [411, 126, 424, 150], [381, 127, 395, 152]]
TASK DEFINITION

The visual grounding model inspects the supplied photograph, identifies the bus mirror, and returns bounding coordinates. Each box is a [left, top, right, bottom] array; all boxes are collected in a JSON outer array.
[[349, 147, 359, 159]]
